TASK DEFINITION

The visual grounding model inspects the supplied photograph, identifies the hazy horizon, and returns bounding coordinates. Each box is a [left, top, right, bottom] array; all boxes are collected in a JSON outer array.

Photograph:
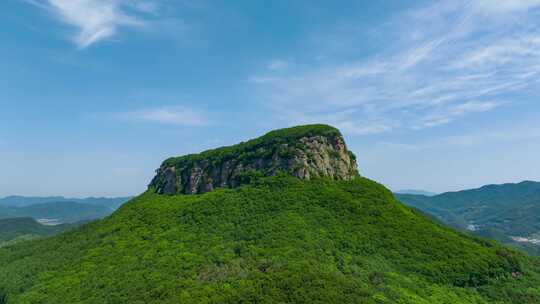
[[3, 0, 540, 197]]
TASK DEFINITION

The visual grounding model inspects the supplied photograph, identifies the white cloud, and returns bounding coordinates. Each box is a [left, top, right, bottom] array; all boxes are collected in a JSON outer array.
[[451, 101, 501, 115], [119, 106, 210, 126], [398, 37, 447, 71], [27, 0, 157, 48], [375, 121, 540, 153], [416, 101, 504, 129], [267, 60, 289, 71], [249, 0, 540, 136]]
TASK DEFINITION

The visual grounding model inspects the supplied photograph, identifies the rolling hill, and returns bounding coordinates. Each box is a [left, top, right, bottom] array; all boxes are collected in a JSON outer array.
[[0, 217, 79, 247], [0, 125, 538, 303], [0, 196, 131, 209], [396, 181, 540, 255]]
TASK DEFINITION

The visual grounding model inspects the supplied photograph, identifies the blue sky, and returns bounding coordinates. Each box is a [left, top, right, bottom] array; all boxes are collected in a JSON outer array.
[[2, 0, 540, 197]]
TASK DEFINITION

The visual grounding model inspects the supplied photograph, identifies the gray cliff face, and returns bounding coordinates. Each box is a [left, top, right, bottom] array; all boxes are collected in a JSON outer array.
[[149, 125, 359, 195]]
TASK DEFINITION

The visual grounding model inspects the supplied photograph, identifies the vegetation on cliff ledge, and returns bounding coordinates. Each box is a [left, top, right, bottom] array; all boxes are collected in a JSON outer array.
[[161, 124, 343, 167]]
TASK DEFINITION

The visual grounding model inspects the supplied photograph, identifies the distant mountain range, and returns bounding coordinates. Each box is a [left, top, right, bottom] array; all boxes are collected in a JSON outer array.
[[0, 196, 131, 209], [0, 196, 132, 223], [394, 189, 437, 196], [395, 181, 540, 255], [0, 196, 132, 248], [0, 202, 114, 223]]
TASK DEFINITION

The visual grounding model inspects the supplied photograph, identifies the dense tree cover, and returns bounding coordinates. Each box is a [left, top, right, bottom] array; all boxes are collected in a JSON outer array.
[[0, 291, 6, 304], [0, 175, 539, 303], [396, 181, 540, 255]]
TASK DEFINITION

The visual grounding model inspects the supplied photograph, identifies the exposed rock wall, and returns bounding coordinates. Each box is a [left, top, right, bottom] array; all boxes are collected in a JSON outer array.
[[150, 125, 359, 195]]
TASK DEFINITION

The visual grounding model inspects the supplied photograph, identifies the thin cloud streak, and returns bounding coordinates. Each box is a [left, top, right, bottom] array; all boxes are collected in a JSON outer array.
[[415, 101, 504, 129], [118, 106, 210, 126], [384, 124, 540, 151]]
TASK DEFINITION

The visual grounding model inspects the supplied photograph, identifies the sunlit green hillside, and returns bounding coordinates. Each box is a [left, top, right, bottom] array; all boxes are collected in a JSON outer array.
[[0, 175, 539, 303]]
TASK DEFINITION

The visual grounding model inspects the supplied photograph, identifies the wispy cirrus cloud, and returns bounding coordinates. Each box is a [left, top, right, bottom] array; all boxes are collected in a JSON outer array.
[[26, 0, 158, 48], [471, 0, 540, 14], [118, 106, 210, 126], [380, 120, 540, 151], [416, 100, 504, 129], [249, 0, 540, 136]]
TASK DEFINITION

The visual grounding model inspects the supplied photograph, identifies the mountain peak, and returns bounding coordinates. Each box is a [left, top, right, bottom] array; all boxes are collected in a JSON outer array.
[[149, 124, 359, 194]]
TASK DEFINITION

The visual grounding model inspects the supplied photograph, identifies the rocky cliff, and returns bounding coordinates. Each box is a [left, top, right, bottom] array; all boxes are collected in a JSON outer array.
[[149, 124, 359, 195]]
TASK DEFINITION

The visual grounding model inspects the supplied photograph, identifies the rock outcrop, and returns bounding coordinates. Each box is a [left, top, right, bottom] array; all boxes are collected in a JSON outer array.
[[149, 124, 359, 195]]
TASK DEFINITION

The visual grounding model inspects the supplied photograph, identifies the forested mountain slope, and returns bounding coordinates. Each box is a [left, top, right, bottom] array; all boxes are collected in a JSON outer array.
[[396, 181, 540, 255], [1, 125, 538, 303]]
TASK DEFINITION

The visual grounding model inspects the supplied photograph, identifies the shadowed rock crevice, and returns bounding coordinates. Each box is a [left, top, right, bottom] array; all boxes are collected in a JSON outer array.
[[149, 124, 359, 195]]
